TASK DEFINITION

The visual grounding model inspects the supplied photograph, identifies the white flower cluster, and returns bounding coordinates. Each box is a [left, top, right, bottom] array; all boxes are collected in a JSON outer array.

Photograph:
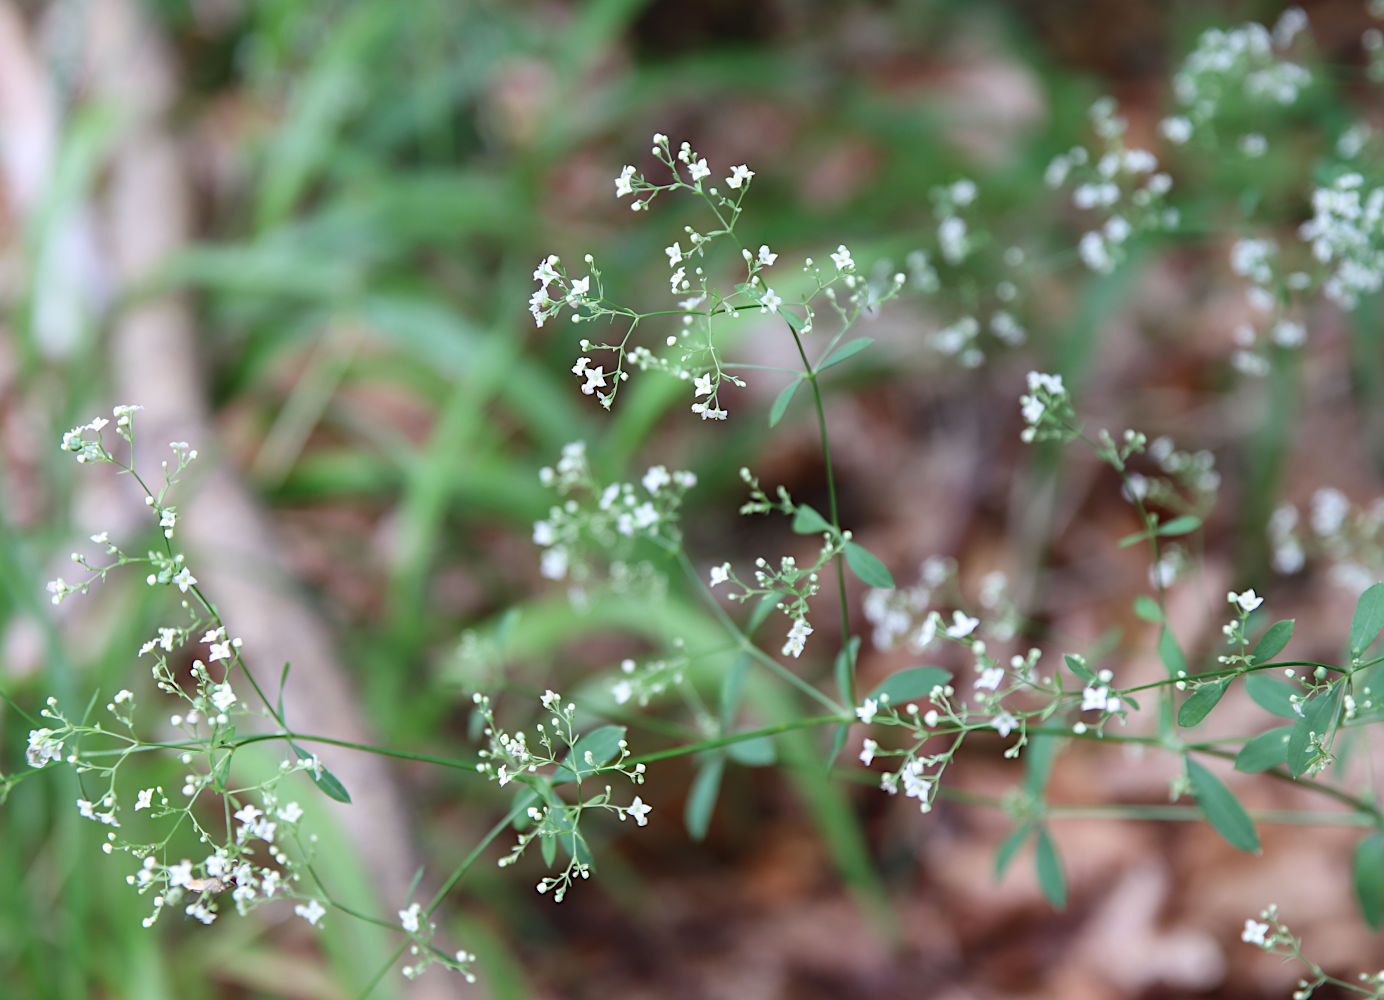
[[1269, 488, 1384, 590], [1018, 371, 1074, 443], [1226, 236, 1311, 376], [1298, 173, 1384, 309]]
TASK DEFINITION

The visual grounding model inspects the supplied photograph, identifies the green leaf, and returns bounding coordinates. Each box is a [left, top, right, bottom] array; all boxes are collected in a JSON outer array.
[[769, 378, 803, 427], [684, 755, 724, 842], [1178, 677, 1231, 727], [1187, 758, 1259, 852], [779, 307, 805, 333], [1287, 681, 1340, 777], [834, 637, 860, 707], [817, 337, 874, 372], [1251, 620, 1296, 665], [718, 655, 751, 727], [277, 661, 292, 721], [1063, 654, 1095, 685], [792, 504, 833, 535], [844, 540, 894, 588], [1133, 596, 1164, 623], [541, 830, 557, 866], [1349, 583, 1384, 659], [554, 724, 627, 783], [1234, 726, 1293, 772], [1023, 733, 1060, 797], [869, 666, 952, 707], [994, 824, 1031, 879], [1157, 515, 1203, 537], [1245, 674, 1300, 719], [1354, 834, 1384, 930], [1159, 627, 1187, 677], [1117, 530, 1149, 548], [826, 721, 850, 769], [288, 741, 352, 803], [727, 735, 776, 767], [1035, 827, 1067, 909]]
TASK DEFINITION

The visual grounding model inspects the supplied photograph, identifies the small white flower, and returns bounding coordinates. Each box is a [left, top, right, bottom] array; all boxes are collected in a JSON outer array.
[[756, 245, 777, 267], [693, 373, 714, 397], [760, 288, 782, 313], [975, 667, 1004, 691], [709, 562, 731, 588], [859, 738, 878, 766], [135, 788, 154, 811], [688, 158, 710, 183], [295, 899, 327, 927], [946, 611, 979, 639], [642, 465, 671, 494], [400, 903, 424, 934], [566, 276, 591, 304], [1082, 685, 1111, 712], [991, 711, 1018, 738], [782, 617, 813, 658], [726, 164, 755, 189], [1229, 589, 1264, 613], [1241, 918, 1270, 945], [172, 567, 197, 593], [830, 245, 855, 272], [278, 801, 304, 823], [533, 254, 560, 288], [210, 683, 236, 713], [581, 366, 608, 396], [614, 165, 636, 197], [626, 796, 652, 826], [665, 242, 683, 267], [669, 266, 686, 292], [856, 698, 879, 724]]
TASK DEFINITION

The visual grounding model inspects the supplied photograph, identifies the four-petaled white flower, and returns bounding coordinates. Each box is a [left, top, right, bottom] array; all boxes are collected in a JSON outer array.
[[135, 788, 155, 811], [760, 288, 782, 313], [688, 158, 710, 183], [614, 165, 636, 197], [399, 903, 423, 934], [830, 244, 855, 271], [1081, 684, 1119, 712], [856, 697, 879, 724], [533, 254, 560, 288], [946, 611, 979, 639], [757, 245, 777, 267], [1241, 918, 1270, 945], [975, 666, 1005, 691], [581, 366, 608, 396], [1229, 589, 1263, 613], [991, 711, 1018, 738], [172, 567, 197, 593], [859, 738, 878, 766], [693, 373, 714, 397], [665, 242, 683, 267], [783, 617, 813, 657], [709, 562, 731, 588], [626, 796, 653, 826], [727, 164, 754, 189], [566, 276, 591, 304]]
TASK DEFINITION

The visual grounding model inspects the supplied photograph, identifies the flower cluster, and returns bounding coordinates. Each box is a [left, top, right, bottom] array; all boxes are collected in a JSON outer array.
[[1269, 487, 1384, 590], [1018, 371, 1076, 443], [1298, 172, 1384, 309]]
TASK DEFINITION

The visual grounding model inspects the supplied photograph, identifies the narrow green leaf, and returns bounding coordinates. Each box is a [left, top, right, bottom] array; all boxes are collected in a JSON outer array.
[[718, 654, 751, 726], [1159, 627, 1187, 677], [834, 637, 860, 707], [1245, 674, 1299, 719], [1234, 726, 1293, 772], [769, 378, 803, 427], [792, 504, 833, 535], [310, 763, 352, 803], [994, 824, 1032, 879], [844, 540, 894, 588], [817, 337, 874, 372], [1157, 515, 1203, 537], [1035, 827, 1068, 909], [1251, 620, 1296, 665], [869, 666, 952, 707], [1023, 733, 1060, 797], [779, 307, 805, 333], [1187, 758, 1260, 852], [1349, 582, 1384, 659], [826, 721, 850, 769], [541, 830, 557, 866], [1063, 654, 1095, 685], [1287, 681, 1340, 777], [277, 661, 292, 721], [1178, 677, 1231, 727], [1117, 530, 1149, 548], [684, 755, 725, 841], [1354, 834, 1384, 930], [727, 735, 776, 767], [1133, 595, 1164, 623]]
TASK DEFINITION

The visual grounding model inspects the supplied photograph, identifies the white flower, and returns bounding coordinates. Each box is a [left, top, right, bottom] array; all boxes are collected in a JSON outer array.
[[612, 680, 633, 705], [533, 254, 560, 288], [665, 242, 683, 267], [566, 275, 591, 304], [669, 266, 686, 292], [946, 611, 979, 639], [172, 567, 196, 593], [688, 158, 710, 183], [1082, 684, 1114, 712], [1229, 589, 1264, 612], [642, 465, 671, 494], [581, 366, 608, 396], [709, 562, 731, 588], [975, 667, 1004, 691], [626, 796, 652, 826], [856, 697, 879, 724], [614, 165, 636, 197], [859, 738, 878, 766], [830, 245, 855, 272], [760, 288, 782, 313], [693, 373, 714, 397], [26, 729, 64, 768], [210, 683, 237, 713], [295, 899, 327, 927], [756, 245, 777, 267], [399, 903, 423, 934], [168, 859, 193, 888], [991, 711, 1018, 738], [726, 164, 754, 189], [782, 617, 813, 658], [1241, 918, 1270, 945], [278, 801, 304, 823], [136, 788, 155, 811]]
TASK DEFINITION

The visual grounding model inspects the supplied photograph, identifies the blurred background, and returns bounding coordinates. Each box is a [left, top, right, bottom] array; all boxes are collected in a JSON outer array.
[[3, 0, 1384, 997]]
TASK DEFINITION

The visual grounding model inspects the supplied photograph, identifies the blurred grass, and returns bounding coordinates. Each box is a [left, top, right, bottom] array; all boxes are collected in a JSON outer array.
[[3, 0, 1383, 997]]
